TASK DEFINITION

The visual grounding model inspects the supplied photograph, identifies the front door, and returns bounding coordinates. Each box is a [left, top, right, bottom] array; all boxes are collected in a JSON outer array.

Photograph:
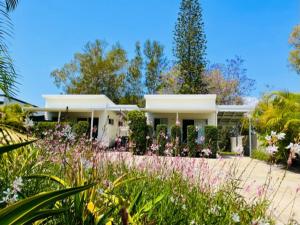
[[182, 119, 194, 143]]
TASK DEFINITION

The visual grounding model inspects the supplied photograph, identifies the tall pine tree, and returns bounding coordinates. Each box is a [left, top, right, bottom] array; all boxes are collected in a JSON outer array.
[[174, 0, 208, 94]]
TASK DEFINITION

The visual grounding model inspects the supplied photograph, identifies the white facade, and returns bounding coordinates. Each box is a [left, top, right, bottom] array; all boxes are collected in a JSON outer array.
[[25, 94, 255, 147]]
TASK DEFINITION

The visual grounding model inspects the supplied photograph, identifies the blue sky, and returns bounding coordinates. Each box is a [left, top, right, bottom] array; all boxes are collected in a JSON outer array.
[[10, 0, 300, 106]]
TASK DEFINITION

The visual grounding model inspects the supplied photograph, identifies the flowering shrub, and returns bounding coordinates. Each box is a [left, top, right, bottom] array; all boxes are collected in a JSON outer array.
[[187, 125, 197, 157], [156, 124, 168, 156], [205, 126, 218, 158]]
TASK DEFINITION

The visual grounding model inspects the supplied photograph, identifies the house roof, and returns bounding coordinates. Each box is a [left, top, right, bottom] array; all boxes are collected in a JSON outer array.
[[0, 94, 37, 107]]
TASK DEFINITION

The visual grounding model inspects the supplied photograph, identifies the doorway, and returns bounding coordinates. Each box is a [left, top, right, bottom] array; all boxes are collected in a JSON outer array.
[[182, 119, 194, 143]]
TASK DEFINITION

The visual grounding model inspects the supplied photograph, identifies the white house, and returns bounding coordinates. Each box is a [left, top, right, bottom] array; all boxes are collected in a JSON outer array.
[[25, 94, 255, 148]]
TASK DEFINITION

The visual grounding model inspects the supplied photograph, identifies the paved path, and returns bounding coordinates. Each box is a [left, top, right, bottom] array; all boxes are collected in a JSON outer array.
[[102, 153, 300, 224]]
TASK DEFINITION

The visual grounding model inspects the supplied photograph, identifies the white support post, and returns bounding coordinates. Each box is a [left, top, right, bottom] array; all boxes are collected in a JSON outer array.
[[249, 116, 252, 157], [58, 111, 61, 123], [90, 110, 94, 140]]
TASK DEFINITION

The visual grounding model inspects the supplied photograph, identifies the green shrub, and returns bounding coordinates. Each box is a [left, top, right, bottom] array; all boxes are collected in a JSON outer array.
[[218, 126, 234, 151], [205, 126, 218, 158], [157, 124, 168, 156], [187, 125, 197, 157], [251, 149, 271, 162], [34, 122, 58, 137], [73, 121, 89, 137], [127, 110, 147, 155], [171, 125, 181, 156]]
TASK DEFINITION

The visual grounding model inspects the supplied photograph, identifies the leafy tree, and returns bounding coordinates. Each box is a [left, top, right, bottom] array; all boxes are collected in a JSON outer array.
[[174, 0, 208, 94], [51, 40, 127, 103], [158, 66, 181, 94], [253, 91, 300, 161], [0, 0, 19, 96], [205, 56, 255, 105], [121, 42, 143, 105], [144, 40, 167, 94], [289, 24, 300, 75]]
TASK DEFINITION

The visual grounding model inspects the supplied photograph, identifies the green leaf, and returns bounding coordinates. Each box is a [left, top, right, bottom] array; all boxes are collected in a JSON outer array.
[[0, 183, 94, 224], [13, 208, 67, 224], [0, 140, 36, 155], [139, 193, 165, 214], [96, 207, 115, 225], [24, 174, 70, 188], [128, 189, 143, 214]]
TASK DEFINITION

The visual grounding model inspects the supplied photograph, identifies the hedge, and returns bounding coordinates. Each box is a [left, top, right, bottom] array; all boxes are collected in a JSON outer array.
[[157, 124, 168, 156], [187, 125, 197, 157], [34, 122, 59, 137], [171, 125, 181, 156], [73, 121, 89, 137], [127, 110, 147, 155], [205, 125, 218, 158]]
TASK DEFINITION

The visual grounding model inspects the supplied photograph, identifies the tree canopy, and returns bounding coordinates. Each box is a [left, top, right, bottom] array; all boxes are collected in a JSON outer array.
[[289, 24, 300, 75], [173, 0, 208, 94], [51, 40, 127, 103]]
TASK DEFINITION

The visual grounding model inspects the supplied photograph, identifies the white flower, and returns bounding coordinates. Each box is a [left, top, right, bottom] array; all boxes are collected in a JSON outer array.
[[276, 132, 286, 140], [23, 117, 34, 128], [286, 143, 300, 155], [190, 220, 196, 225], [232, 213, 240, 223], [266, 145, 278, 154], [12, 177, 23, 192], [253, 218, 270, 225], [210, 205, 221, 214], [265, 135, 271, 141], [182, 204, 187, 210], [146, 136, 150, 140], [97, 188, 104, 195], [270, 131, 277, 137], [80, 158, 93, 170], [170, 196, 175, 203]]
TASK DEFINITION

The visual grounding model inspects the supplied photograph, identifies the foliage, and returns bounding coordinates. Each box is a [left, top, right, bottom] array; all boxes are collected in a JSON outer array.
[[34, 121, 58, 137], [171, 125, 181, 156], [50, 40, 127, 103], [127, 110, 147, 155], [218, 126, 235, 151], [144, 40, 167, 94], [251, 148, 271, 162], [205, 56, 255, 105], [121, 42, 144, 106], [187, 125, 197, 157], [174, 0, 208, 94], [156, 124, 168, 156], [72, 121, 89, 137], [289, 24, 300, 75], [0, 104, 30, 131], [0, 0, 19, 97], [205, 125, 218, 157], [157, 66, 181, 94], [253, 91, 300, 161]]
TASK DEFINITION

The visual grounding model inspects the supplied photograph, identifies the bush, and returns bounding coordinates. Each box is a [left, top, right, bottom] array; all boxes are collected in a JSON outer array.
[[218, 126, 235, 151], [157, 124, 168, 156], [251, 149, 271, 162], [73, 121, 89, 137], [127, 110, 147, 155], [205, 126, 218, 158], [171, 125, 181, 156], [34, 122, 58, 137], [187, 125, 197, 157]]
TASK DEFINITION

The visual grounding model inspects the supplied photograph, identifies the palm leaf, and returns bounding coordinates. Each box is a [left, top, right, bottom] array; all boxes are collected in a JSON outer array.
[[0, 183, 94, 224], [24, 174, 70, 188], [0, 139, 36, 155]]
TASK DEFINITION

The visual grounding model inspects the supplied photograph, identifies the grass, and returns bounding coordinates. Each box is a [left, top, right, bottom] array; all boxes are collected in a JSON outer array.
[[251, 149, 270, 162]]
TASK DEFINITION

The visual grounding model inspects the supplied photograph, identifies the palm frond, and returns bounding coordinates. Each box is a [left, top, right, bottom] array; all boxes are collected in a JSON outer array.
[[5, 0, 19, 12]]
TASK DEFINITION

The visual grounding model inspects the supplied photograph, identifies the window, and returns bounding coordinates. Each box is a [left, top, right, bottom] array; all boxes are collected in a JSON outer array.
[[118, 121, 123, 127], [154, 118, 168, 131], [109, 119, 114, 125]]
